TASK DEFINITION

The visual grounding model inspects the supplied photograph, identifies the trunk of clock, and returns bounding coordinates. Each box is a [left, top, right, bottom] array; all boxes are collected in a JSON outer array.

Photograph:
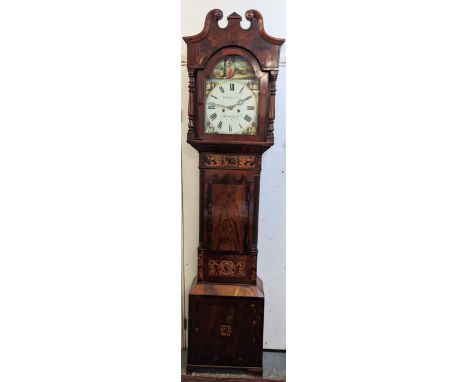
[[187, 277, 264, 375], [197, 153, 261, 285]]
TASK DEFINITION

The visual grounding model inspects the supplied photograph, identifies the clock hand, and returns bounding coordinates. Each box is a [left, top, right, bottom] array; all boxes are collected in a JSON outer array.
[[208, 102, 230, 109], [227, 97, 252, 110], [240, 96, 253, 104]]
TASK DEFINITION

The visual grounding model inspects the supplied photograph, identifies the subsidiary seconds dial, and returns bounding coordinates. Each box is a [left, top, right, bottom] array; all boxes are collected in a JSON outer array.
[[205, 80, 258, 135]]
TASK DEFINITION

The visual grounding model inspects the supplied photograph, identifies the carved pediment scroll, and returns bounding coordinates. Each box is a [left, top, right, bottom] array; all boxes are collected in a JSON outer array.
[[183, 9, 285, 70]]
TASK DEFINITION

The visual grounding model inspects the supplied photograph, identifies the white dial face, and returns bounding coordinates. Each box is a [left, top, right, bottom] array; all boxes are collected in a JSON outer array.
[[204, 79, 258, 135]]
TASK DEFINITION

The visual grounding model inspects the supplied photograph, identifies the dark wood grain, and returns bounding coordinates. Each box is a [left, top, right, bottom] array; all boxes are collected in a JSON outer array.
[[189, 276, 264, 298], [188, 277, 264, 373], [183, 10, 284, 70], [184, 9, 284, 375], [197, 169, 259, 284]]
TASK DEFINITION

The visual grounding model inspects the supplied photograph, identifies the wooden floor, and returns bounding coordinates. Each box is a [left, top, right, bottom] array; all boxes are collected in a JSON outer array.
[[181, 350, 286, 382]]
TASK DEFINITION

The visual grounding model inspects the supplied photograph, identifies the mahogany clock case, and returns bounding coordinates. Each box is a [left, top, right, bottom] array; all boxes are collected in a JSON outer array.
[[183, 9, 284, 375]]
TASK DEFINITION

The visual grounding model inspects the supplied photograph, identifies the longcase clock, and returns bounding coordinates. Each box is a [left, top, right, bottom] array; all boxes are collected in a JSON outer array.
[[183, 9, 284, 375]]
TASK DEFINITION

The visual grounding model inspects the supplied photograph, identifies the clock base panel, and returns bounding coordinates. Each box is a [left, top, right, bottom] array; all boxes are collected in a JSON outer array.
[[187, 277, 264, 374]]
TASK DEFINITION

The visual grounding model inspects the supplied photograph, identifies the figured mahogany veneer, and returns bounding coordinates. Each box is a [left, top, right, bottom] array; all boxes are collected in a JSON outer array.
[[197, 153, 261, 285], [184, 9, 284, 375], [189, 277, 264, 299], [188, 276, 264, 375]]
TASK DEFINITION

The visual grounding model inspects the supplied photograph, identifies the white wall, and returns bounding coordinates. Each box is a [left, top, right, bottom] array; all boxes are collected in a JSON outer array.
[[181, 0, 286, 350]]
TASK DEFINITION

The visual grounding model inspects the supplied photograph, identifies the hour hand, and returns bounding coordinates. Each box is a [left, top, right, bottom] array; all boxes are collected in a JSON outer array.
[[208, 102, 228, 109]]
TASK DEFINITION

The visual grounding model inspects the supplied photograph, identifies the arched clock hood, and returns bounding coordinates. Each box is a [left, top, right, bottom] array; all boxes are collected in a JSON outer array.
[[184, 10, 285, 153]]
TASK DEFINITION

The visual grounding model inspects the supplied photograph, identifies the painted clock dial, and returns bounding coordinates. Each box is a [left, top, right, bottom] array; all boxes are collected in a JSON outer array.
[[204, 55, 259, 135]]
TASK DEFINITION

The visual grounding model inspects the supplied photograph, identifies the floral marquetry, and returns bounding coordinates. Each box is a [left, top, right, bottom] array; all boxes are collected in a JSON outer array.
[[200, 153, 261, 169], [208, 260, 246, 277]]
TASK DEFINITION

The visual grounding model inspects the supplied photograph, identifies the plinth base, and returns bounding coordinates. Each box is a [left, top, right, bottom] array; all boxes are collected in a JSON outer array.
[[187, 277, 265, 375], [186, 364, 262, 376]]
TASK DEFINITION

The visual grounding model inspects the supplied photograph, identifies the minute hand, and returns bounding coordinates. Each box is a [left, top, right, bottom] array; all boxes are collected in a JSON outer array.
[[228, 96, 252, 109]]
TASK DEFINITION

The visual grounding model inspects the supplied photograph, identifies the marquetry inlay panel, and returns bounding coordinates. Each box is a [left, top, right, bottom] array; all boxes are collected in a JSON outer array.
[[208, 260, 246, 277], [200, 153, 261, 170]]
